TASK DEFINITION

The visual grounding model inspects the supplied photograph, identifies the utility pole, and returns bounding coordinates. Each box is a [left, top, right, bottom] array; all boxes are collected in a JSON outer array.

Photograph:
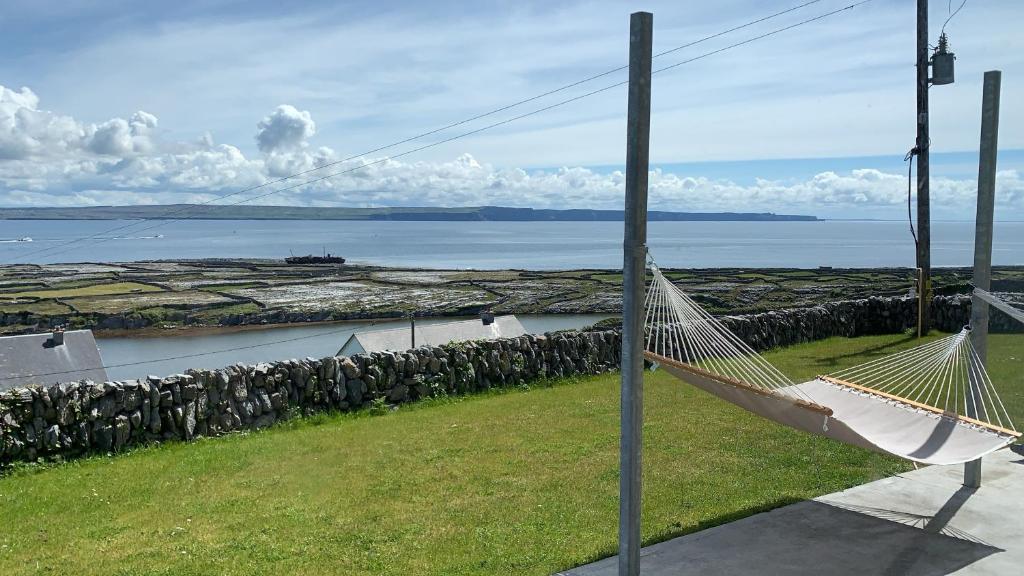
[[965, 70, 1001, 488], [619, 11, 652, 576], [915, 0, 931, 335]]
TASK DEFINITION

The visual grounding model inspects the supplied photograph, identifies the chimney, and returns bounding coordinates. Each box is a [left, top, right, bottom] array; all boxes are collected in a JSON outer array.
[[51, 326, 65, 346]]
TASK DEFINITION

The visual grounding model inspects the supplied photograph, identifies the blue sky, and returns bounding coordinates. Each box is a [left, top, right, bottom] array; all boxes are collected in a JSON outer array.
[[1, 0, 1022, 220]]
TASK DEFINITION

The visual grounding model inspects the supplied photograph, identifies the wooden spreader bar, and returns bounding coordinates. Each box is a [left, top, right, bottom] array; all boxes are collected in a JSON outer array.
[[818, 375, 1022, 438], [644, 351, 834, 417]]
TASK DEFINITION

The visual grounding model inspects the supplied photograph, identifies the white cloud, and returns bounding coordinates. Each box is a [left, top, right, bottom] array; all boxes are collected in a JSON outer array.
[[0, 83, 267, 195], [255, 104, 315, 153], [0, 85, 86, 159], [87, 118, 133, 155], [0, 83, 1022, 221]]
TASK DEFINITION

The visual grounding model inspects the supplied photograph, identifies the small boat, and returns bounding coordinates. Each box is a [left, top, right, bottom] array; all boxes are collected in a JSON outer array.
[[17, 237, 32, 242]]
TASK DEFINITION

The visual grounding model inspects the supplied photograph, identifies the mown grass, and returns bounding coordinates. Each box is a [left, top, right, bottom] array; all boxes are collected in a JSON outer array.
[[1, 281, 162, 300], [0, 332, 1020, 575]]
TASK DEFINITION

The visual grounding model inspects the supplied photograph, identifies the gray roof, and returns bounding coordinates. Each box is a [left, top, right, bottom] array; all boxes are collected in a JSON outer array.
[[0, 330, 108, 391], [339, 315, 527, 355]]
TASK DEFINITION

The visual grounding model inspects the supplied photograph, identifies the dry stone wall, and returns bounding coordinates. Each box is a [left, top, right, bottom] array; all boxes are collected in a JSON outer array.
[[0, 330, 621, 464], [2, 294, 1019, 466], [716, 295, 1019, 352]]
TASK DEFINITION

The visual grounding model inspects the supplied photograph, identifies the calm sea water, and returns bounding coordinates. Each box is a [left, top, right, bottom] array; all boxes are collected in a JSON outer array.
[[2, 219, 1023, 268], [97, 314, 610, 381]]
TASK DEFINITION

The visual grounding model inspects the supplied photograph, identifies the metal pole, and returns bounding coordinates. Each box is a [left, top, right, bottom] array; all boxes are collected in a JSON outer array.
[[916, 0, 932, 335], [411, 317, 416, 349], [619, 11, 652, 576], [965, 70, 1001, 488]]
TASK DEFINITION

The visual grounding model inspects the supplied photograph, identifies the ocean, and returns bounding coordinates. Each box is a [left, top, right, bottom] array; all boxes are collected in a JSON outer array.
[[1, 219, 1022, 269]]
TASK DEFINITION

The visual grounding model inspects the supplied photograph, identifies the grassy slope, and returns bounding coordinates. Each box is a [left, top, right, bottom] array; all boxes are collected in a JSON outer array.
[[0, 333, 1020, 575]]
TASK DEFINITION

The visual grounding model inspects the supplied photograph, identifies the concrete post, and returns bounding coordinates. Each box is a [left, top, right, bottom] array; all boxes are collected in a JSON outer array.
[[916, 0, 932, 335], [619, 11, 652, 576], [965, 70, 1001, 488]]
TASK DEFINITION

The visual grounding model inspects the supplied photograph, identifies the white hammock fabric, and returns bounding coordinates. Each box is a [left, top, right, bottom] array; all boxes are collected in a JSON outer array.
[[644, 262, 1020, 466]]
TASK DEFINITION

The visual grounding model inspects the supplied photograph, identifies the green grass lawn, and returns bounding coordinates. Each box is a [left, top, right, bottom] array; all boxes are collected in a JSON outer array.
[[1, 332, 1021, 575]]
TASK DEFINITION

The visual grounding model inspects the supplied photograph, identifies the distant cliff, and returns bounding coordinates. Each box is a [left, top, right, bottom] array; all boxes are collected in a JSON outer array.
[[0, 205, 818, 222]]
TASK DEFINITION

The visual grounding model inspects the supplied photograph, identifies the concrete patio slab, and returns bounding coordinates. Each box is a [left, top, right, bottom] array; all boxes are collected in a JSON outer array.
[[559, 446, 1024, 576]]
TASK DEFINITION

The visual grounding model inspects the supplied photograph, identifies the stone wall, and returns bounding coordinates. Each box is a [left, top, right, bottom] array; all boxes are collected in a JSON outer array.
[[2, 293, 1019, 466], [715, 295, 1019, 352], [0, 330, 621, 464]]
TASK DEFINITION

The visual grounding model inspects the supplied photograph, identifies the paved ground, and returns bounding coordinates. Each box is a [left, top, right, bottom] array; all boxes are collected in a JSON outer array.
[[560, 446, 1024, 576]]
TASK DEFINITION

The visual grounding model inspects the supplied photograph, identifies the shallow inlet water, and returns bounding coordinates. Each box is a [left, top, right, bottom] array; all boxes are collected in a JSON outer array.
[[97, 313, 611, 381]]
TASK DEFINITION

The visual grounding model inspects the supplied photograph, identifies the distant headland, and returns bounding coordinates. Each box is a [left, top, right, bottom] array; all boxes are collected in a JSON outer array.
[[0, 204, 819, 222]]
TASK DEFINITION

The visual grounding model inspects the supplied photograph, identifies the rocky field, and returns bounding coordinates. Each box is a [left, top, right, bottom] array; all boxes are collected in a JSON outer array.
[[1, 259, 1022, 335]]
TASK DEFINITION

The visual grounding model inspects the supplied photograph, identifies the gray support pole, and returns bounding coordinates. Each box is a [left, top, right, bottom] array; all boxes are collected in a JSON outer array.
[[619, 11, 652, 576], [965, 70, 1001, 488], [916, 0, 932, 336]]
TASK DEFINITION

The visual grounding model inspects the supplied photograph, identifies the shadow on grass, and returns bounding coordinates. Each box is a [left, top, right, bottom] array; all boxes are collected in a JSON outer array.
[[807, 333, 918, 371]]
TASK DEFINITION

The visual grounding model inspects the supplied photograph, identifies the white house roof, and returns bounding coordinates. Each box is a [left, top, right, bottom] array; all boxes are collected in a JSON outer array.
[[0, 330, 108, 391], [338, 315, 527, 355]]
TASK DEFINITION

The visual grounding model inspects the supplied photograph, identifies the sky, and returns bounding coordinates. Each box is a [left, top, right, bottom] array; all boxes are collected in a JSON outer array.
[[1, 0, 1022, 220]]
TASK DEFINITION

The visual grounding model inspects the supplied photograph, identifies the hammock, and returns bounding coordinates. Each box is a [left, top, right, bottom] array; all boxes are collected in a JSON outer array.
[[643, 261, 1021, 466], [974, 287, 1024, 325]]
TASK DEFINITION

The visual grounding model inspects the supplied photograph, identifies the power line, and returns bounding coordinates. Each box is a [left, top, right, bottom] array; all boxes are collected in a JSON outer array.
[[652, 0, 871, 76], [9, 0, 829, 264], [941, 0, 968, 36], [15, 0, 873, 264]]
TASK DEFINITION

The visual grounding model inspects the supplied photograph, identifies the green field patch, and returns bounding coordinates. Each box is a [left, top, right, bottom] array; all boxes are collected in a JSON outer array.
[[773, 270, 821, 278], [188, 302, 262, 323], [65, 290, 236, 314], [1, 281, 162, 300], [662, 273, 698, 282], [42, 276, 121, 290], [0, 300, 74, 315], [777, 277, 843, 287], [132, 306, 180, 325], [0, 282, 48, 293], [543, 270, 596, 278], [734, 272, 782, 281]]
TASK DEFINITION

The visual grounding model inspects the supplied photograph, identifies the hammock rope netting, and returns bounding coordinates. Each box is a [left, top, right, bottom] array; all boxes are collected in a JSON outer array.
[[643, 261, 1021, 466]]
